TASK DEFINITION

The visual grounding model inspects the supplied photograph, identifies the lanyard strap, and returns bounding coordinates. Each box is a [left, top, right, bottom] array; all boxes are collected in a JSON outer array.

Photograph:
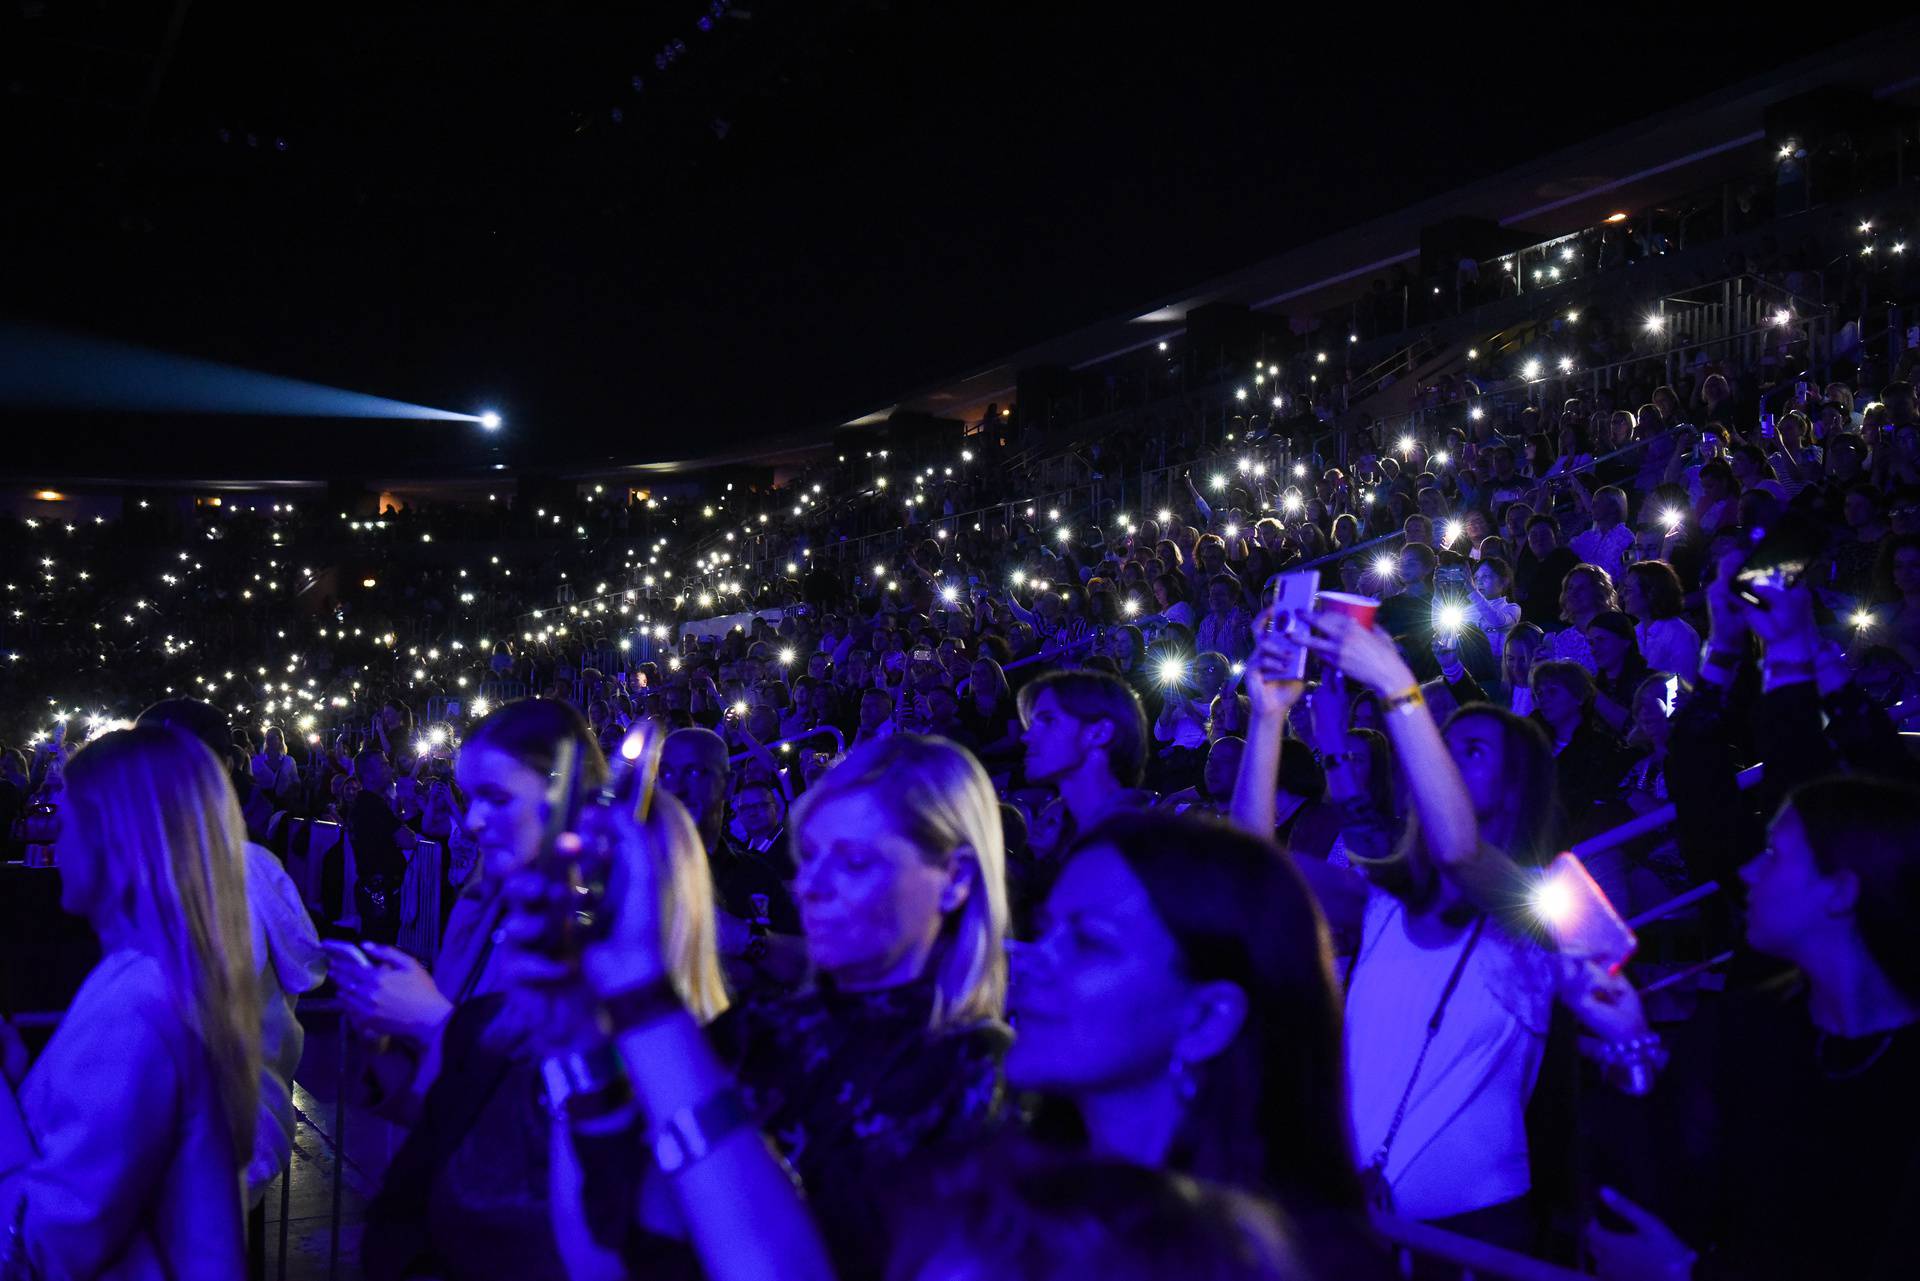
[[1367, 914, 1486, 1176]]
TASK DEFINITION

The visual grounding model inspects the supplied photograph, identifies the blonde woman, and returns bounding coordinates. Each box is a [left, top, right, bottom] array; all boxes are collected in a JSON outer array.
[[0, 725, 261, 1281], [640, 733, 1008, 1280]]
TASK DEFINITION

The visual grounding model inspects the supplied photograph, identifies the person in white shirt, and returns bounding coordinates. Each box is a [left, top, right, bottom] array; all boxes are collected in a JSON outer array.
[[1620, 561, 1701, 684], [251, 725, 301, 807], [1465, 558, 1522, 658], [1232, 614, 1654, 1244], [1153, 652, 1229, 753], [1568, 486, 1635, 581]]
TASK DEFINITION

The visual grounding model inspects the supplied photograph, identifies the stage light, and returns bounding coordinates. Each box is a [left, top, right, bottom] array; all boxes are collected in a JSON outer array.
[[479, 411, 501, 430]]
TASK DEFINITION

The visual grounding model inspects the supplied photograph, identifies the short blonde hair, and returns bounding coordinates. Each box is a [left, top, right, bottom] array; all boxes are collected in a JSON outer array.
[[791, 735, 1007, 1027]]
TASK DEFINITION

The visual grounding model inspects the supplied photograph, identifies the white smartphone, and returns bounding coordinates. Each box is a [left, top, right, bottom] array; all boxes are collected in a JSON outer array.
[[1261, 570, 1321, 681]]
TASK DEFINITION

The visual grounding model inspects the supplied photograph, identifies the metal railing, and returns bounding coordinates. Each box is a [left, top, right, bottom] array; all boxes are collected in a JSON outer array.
[[1572, 763, 1765, 860]]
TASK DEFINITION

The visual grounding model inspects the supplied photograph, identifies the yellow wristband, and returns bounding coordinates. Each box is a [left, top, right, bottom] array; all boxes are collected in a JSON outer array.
[[1384, 683, 1426, 715]]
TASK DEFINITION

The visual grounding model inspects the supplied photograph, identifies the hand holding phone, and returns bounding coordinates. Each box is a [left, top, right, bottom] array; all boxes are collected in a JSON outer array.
[[1256, 571, 1321, 682], [1532, 852, 1636, 971]]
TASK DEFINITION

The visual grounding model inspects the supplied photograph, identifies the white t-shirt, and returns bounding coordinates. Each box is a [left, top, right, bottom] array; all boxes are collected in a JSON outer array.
[[1636, 616, 1702, 684], [1345, 890, 1554, 1220], [1569, 524, 1634, 581]]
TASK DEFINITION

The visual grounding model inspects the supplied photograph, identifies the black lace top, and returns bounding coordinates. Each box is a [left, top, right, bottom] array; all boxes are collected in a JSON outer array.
[[709, 976, 1010, 1280]]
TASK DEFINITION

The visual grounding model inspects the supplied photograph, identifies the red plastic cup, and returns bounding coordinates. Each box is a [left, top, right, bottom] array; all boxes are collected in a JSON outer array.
[[1315, 591, 1379, 630]]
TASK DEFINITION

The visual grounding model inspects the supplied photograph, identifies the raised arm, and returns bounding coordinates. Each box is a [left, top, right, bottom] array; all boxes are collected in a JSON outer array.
[[1227, 610, 1301, 841], [1296, 614, 1495, 896], [541, 799, 835, 1281]]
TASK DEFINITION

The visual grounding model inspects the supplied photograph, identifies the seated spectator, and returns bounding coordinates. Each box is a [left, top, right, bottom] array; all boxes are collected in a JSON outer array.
[[1530, 660, 1635, 838], [1195, 575, 1255, 664], [1586, 610, 1651, 736], [250, 724, 301, 808], [1157, 734, 1243, 818], [1538, 563, 1620, 672], [1570, 485, 1635, 580], [1621, 560, 1701, 683], [1465, 556, 1522, 657]]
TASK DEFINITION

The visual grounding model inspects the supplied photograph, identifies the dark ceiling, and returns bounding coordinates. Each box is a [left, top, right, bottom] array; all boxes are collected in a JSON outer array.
[[0, 2, 1890, 482]]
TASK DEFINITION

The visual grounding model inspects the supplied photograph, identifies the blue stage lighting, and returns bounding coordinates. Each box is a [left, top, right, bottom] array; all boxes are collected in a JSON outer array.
[[479, 411, 502, 430]]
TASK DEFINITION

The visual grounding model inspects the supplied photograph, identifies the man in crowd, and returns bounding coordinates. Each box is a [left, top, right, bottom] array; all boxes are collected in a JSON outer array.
[[658, 727, 805, 991], [1019, 669, 1149, 839], [346, 750, 417, 943]]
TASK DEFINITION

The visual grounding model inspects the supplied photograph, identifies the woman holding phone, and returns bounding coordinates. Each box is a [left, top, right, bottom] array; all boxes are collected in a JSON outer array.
[[1232, 607, 1657, 1247], [361, 700, 728, 1280]]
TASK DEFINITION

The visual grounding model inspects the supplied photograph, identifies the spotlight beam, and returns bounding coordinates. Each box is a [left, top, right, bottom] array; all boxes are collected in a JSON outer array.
[[0, 323, 490, 423]]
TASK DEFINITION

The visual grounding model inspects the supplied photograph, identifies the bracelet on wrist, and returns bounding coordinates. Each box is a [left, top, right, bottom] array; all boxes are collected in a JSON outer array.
[[652, 1088, 756, 1176], [1594, 1032, 1669, 1097], [598, 974, 683, 1037], [540, 1044, 633, 1125], [1384, 683, 1426, 716]]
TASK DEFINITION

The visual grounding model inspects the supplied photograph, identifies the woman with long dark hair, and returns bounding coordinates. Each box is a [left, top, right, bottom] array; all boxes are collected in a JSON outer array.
[[0, 725, 261, 1280], [1004, 811, 1378, 1271]]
